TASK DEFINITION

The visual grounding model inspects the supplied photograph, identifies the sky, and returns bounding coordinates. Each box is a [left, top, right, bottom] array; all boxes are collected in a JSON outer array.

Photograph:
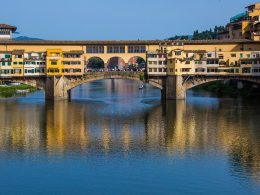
[[0, 0, 257, 40]]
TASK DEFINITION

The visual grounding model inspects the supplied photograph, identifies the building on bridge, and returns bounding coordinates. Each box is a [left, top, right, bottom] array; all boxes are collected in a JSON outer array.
[[147, 51, 167, 76], [46, 49, 84, 76]]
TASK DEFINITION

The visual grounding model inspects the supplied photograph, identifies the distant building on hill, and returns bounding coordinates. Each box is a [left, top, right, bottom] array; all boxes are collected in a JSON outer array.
[[0, 24, 17, 40]]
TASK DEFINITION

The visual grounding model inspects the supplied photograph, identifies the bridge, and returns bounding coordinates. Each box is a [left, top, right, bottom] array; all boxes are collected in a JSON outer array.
[[1, 72, 260, 100]]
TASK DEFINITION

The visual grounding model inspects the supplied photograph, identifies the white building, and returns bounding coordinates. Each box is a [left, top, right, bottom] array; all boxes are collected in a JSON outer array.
[[24, 52, 46, 76], [0, 24, 17, 40]]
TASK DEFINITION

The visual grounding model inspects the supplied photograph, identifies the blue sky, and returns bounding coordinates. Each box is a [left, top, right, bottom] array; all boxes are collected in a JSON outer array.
[[1, 0, 256, 40]]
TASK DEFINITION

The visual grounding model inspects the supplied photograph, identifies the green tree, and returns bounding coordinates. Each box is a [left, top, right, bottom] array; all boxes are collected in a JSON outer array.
[[87, 58, 104, 69]]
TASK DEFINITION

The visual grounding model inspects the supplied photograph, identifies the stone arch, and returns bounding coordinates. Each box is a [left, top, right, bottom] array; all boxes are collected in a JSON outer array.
[[0, 78, 45, 90], [127, 56, 146, 71], [184, 76, 260, 91], [107, 57, 126, 71], [65, 72, 163, 92], [86, 57, 105, 72]]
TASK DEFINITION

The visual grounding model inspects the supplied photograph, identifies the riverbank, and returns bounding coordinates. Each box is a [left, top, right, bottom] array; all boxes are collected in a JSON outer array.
[[0, 84, 37, 97], [192, 80, 260, 98]]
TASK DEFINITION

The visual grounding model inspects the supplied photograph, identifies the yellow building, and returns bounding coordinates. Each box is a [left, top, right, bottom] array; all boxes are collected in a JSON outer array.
[[218, 2, 260, 41], [46, 49, 63, 76], [11, 50, 24, 77], [62, 50, 84, 76]]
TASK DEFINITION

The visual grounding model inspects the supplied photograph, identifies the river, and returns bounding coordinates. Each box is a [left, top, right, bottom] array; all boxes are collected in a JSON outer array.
[[0, 79, 260, 194]]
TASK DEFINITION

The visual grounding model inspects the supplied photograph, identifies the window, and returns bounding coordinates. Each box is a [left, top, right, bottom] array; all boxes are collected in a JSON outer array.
[[16, 55, 22, 59], [231, 54, 236, 57], [147, 54, 157, 58], [86, 46, 104, 53], [240, 53, 243, 58], [5, 54, 11, 58], [51, 61, 57, 65], [181, 68, 190, 72], [107, 46, 125, 53], [128, 45, 146, 53], [175, 51, 181, 56]]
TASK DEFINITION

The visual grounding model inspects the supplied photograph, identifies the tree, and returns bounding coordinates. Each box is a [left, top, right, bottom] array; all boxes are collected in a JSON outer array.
[[87, 58, 104, 69]]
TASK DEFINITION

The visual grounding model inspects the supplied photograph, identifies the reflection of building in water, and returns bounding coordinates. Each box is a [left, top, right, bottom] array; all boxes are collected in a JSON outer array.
[[0, 102, 44, 152], [0, 94, 260, 182], [46, 101, 89, 153]]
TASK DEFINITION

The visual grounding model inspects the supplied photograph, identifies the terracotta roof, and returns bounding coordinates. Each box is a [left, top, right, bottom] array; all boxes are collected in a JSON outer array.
[[0, 24, 17, 32], [0, 39, 258, 46]]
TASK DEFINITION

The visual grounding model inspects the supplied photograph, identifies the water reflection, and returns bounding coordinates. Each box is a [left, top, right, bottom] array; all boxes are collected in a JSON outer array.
[[0, 80, 260, 185]]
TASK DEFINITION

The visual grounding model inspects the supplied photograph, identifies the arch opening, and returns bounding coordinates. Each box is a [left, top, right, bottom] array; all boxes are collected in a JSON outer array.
[[127, 57, 146, 72], [107, 57, 126, 71], [69, 78, 162, 100], [86, 57, 105, 72], [187, 79, 260, 97]]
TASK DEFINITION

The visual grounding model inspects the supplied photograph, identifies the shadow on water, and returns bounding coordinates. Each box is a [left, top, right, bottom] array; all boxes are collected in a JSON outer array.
[[0, 79, 260, 193]]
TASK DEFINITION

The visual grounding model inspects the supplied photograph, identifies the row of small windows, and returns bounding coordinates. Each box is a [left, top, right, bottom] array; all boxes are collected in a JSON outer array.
[[147, 54, 166, 58], [50, 61, 82, 65], [86, 45, 146, 54], [47, 69, 82, 73], [0, 69, 45, 74], [107, 46, 125, 53], [148, 61, 167, 65], [170, 68, 260, 74], [62, 61, 81, 65], [1, 61, 46, 65], [63, 54, 81, 58], [25, 68, 45, 73], [0, 30, 11, 35], [148, 68, 167, 73]]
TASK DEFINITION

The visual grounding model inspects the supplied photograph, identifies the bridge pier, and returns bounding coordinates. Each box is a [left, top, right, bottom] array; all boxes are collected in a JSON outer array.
[[166, 75, 186, 100], [45, 76, 71, 100]]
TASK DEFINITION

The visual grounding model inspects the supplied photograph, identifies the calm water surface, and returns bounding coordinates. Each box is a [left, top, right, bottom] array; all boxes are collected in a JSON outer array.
[[0, 79, 260, 194]]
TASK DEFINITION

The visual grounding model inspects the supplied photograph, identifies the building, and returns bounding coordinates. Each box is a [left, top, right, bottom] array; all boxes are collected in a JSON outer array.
[[24, 52, 46, 76], [147, 51, 167, 76], [164, 41, 260, 76], [218, 2, 260, 41], [62, 50, 84, 76], [0, 51, 12, 77], [11, 50, 24, 77], [0, 24, 17, 40]]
